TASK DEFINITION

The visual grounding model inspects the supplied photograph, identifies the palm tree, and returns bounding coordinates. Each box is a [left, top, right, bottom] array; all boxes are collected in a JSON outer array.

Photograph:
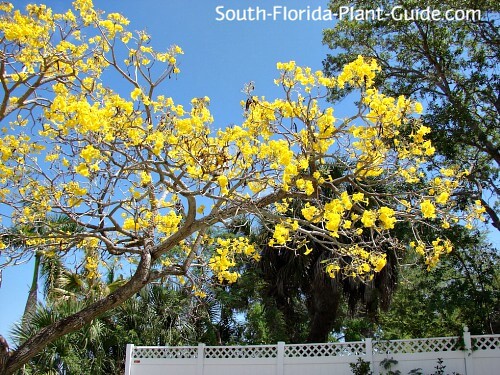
[[11, 264, 128, 374], [256, 164, 400, 343], [12, 268, 210, 374], [2, 215, 81, 325], [258, 230, 398, 342]]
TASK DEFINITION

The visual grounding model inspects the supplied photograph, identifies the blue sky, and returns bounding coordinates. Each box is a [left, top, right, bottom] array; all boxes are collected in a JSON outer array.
[[0, 0, 337, 342], [96, 0, 340, 124]]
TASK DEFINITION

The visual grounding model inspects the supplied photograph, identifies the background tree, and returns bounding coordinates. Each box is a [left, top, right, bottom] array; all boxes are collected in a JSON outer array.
[[13, 276, 204, 374], [0, 1, 483, 373], [322, 0, 499, 339], [3, 215, 81, 325], [193, 213, 499, 345], [255, 168, 400, 343], [377, 232, 500, 338], [323, 0, 500, 230]]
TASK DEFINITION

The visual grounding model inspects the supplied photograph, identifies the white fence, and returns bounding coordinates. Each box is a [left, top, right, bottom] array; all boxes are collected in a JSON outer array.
[[124, 328, 500, 375]]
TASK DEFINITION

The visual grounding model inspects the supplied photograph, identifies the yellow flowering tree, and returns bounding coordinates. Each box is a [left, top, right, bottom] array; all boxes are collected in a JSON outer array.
[[0, 1, 485, 372]]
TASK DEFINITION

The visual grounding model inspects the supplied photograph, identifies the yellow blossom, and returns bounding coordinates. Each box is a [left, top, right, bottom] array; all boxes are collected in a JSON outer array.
[[271, 224, 289, 246], [123, 217, 138, 231], [373, 255, 387, 272], [414, 102, 423, 114], [361, 210, 377, 228], [139, 171, 152, 185], [130, 87, 142, 100], [80, 144, 100, 163], [326, 263, 340, 278], [378, 206, 396, 229], [436, 192, 449, 204], [301, 203, 319, 222], [421, 199, 436, 219], [217, 175, 229, 195], [75, 163, 90, 177], [352, 192, 367, 204]]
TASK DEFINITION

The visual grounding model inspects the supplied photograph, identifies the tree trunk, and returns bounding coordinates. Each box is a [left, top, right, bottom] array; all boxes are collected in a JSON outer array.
[[22, 253, 40, 326], [0, 252, 152, 375], [306, 281, 341, 343]]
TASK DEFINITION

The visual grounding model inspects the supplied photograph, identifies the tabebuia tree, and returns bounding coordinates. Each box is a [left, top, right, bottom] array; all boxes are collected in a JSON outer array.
[[0, 1, 485, 373]]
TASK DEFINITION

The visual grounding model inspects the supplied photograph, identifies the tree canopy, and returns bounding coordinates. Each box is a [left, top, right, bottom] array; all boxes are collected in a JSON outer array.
[[0, 1, 486, 373], [378, 237, 500, 338], [323, 0, 500, 230]]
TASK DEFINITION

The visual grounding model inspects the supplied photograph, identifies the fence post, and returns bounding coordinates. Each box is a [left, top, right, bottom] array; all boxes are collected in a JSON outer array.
[[277, 342, 285, 375], [365, 338, 374, 374], [124, 344, 134, 375], [463, 327, 473, 375], [197, 343, 205, 375]]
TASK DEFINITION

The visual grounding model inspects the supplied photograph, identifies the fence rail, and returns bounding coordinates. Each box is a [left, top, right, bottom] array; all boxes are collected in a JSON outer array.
[[125, 327, 500, 375]]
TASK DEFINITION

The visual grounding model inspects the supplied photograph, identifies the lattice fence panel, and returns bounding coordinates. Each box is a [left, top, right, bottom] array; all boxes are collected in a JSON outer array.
[[374, 337, 460, 354], [472, 335, 500, 350], [204, 345, 277, 359], [285, 342, 365, 357], [133, 347, 198, 359]]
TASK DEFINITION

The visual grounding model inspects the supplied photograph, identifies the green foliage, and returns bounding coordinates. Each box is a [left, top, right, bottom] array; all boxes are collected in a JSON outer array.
[[323, 0, 500, 231], [12, 280, 207, 374], [378, 232, 499, 337], [323, 1, 499, 337], [350, 358, 374, 375], [432, 358, 446, 375]]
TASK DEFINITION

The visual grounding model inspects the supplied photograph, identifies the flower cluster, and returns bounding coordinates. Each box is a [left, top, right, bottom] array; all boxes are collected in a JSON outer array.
[[209, 237, 260, 283]]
